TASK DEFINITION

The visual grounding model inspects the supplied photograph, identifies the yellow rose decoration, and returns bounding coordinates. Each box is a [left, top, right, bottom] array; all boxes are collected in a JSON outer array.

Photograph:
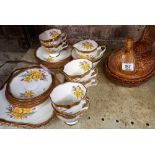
[[80, 61, 90, 72], [22, 69, 46, 82], [73, 86, 84, 98], [8, 107, 34, 119], [50, 31, 59, 39], [82, 41, 93, 50], [24, 91, 33, 98]]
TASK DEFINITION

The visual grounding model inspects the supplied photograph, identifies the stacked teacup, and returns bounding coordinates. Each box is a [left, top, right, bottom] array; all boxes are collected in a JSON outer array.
[[72, 39, 106, 67], [39, 29, 68, 56], [50, 82, 89, 125], [63, 59, 98, 88], [36, 29, 72, 69]]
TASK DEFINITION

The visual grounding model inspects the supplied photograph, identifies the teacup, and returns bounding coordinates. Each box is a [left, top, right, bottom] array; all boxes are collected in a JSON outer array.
[[73, 39, 106, 59], [72, 48, 105, 67], [63, 59, 97, 88], [70, 68, 98, 83], [44, 41, 68, 54], [39, 29, 62, 43], [52, 97, 89, 115], [50, 82, 88, 125], [63, 59, 93, 80], [53, 98, 89, 125], [40, 33, 67, 48]]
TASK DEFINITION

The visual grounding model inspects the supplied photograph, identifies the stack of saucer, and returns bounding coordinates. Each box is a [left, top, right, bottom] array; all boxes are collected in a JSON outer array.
[[50, 82, 89, 126], [0, 66, 56, 127], [63, 59, 98, 88], [35, 29, 72, 69], [72, 39, 106, 67]]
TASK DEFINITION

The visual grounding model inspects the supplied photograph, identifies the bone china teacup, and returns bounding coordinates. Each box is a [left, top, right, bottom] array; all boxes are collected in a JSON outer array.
[[63, 59, 94, 81], [73, 39, 106, 59], [50, 82, 89, 125]]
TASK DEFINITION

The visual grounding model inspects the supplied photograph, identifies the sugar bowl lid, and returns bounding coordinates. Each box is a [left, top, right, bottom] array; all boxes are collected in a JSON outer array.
[[73, 39, 98, 52], [7, 67, 53, 100]]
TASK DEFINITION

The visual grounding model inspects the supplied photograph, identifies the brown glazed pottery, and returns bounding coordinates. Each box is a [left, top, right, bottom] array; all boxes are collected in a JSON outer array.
[[105, 26, 155, 87]]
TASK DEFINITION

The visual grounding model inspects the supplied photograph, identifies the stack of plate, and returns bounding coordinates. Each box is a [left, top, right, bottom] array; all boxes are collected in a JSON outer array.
[[72, 39, 106, 67], [63, 59, 98, 88], [35, 29, 72, 69], [0, 66, 56, 127]]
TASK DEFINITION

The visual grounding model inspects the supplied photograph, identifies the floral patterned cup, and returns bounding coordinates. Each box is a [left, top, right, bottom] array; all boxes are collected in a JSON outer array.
[[63, 59, 98, 88], [50, 82, 89, 125], [73, 39, 106, 59]]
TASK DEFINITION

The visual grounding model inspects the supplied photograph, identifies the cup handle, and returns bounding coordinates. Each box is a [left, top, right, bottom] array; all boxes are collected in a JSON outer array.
[[91, 68, 98, 76], [97, 45, 106, 54], [81, 97, 89, 112], [100, 45, 106, 51]]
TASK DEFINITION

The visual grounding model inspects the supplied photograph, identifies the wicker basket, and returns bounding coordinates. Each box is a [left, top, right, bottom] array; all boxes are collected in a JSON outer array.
[[104, 59, 155, 87]]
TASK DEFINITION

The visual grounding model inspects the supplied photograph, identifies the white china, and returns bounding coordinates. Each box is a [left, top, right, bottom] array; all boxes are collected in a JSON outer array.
[[63, 59, 97, 88], [73, 39, 98, 52], [9, 67, 52, 100], [53, 98, 88, 115], [50, 82, 87, 106], [63, 59, 93, 77], [71, 68, 98, 83], [39, 29, 62, 42], [36, 46, 72, 63], [50, 82, 88, 125], [44, 41, 68, 54], [72, 45, 105, 59], [72, 48, 104, 67], [57, 114, 81, 126], [73, 39, 106, 58], [40, 33, 67, 47], [0, 85, 54, 126]]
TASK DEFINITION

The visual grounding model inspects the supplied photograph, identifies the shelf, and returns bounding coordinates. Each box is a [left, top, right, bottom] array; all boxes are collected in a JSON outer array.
[[1, 48, 155, 128]]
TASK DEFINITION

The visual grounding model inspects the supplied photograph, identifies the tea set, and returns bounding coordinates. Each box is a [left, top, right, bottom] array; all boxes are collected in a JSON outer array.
[[1, 27, 155, 127], [0, 28, 107, 127]]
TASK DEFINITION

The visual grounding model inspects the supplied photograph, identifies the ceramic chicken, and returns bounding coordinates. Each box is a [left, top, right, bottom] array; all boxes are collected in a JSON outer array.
[[105, 26, 155, 87]]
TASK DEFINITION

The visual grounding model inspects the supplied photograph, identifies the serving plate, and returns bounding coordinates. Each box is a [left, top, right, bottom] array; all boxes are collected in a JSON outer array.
[[0, 85, 54, 128]]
